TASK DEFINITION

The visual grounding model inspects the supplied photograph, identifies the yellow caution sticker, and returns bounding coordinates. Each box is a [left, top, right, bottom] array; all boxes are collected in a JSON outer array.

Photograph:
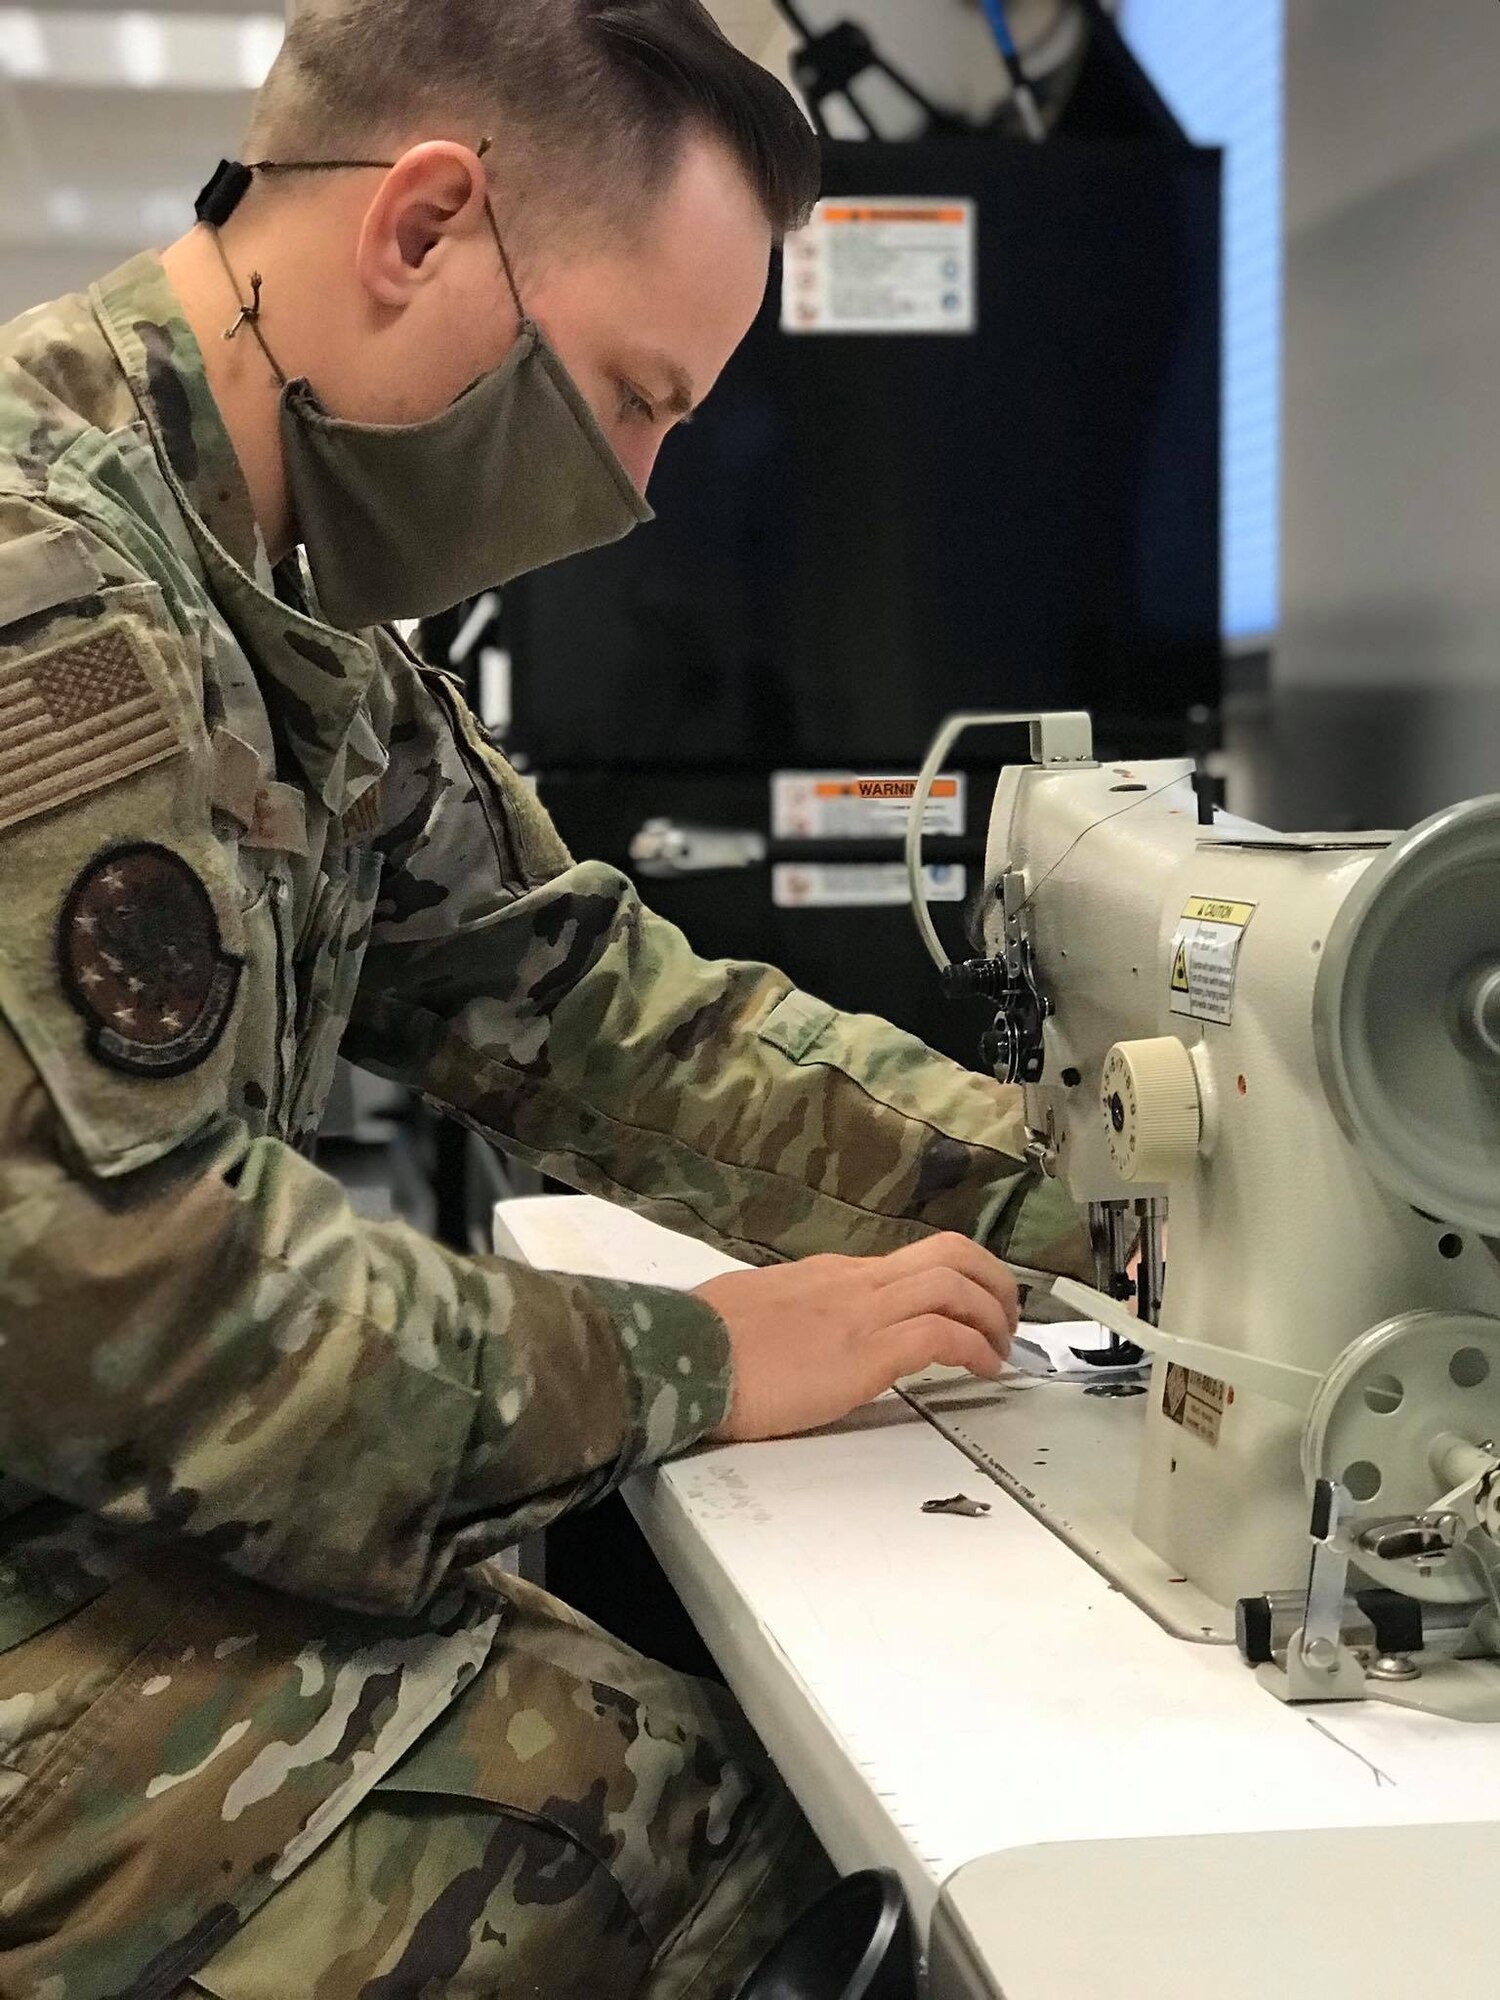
[[1169, 895, 1257, 1026], [1182, 897, 1256, 926]]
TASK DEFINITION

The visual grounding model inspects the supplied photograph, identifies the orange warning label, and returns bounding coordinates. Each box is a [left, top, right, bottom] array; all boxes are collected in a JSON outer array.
[[813, 778, 959, 801], [771, 770, 966, 840], [782, 197, 976, 336], [820, 205, 969, 225]]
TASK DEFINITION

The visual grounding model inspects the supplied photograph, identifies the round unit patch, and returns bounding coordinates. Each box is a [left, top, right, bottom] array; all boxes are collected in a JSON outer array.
[[58, 843, 242, 1077]]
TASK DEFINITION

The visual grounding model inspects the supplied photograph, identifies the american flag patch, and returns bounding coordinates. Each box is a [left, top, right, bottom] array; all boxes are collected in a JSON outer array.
[[0, 617, 181, 836], [341, 779, 382, 841]]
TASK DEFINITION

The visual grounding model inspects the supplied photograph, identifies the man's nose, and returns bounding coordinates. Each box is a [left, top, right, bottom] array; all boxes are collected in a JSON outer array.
[[617, 435, 661, 498]]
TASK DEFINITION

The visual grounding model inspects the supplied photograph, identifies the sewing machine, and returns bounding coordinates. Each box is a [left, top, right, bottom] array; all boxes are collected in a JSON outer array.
[[905, 711, 1500, 1716]]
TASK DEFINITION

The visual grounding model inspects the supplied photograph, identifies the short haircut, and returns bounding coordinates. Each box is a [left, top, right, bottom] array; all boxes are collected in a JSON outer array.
[[249, 0, 820, 240]]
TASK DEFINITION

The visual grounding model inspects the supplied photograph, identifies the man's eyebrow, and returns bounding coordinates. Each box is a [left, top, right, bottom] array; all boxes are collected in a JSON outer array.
[[634, 351, 696, 417]]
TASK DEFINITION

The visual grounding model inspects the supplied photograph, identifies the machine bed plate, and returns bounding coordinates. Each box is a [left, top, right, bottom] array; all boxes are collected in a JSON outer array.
[[904, 1370, 1236, 1643]]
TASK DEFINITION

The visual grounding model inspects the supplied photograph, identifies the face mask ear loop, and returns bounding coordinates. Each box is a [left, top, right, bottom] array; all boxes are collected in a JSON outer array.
[[204, 138, 511, 386], [207, 223, 289, 389], [475, 138, 529, 332], [249, 156, 394, 178]]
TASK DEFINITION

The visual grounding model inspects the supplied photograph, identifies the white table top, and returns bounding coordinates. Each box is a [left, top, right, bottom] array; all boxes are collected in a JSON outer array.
[[625, 1389, 1500, 1940], [494, 1196, 1500, 1955]]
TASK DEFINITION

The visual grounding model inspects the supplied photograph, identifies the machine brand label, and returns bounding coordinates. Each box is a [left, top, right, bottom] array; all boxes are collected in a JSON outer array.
[[771, 862, 966, 910], [1162, 1364, 1228, 1447], [771, 771, 966, 840], [780, 198, 977, 336], [1168, 896, 1256, 1026]]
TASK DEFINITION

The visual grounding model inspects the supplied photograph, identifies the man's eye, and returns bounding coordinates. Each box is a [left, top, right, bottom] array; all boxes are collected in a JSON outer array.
[[619, 384, 656, 424]]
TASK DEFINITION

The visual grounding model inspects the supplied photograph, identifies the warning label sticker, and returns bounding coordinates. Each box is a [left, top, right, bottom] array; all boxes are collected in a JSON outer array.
[[780, 198, 976, 336], [1168, 896, 1256, 1026], [772, 862, 966, 910], [772, 772, 966, 841], [1161, 1364, 1228, 1447]]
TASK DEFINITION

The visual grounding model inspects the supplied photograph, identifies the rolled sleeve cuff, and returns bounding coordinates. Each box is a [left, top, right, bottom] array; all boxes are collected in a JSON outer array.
[[975, 1170, 1093, 1282], [586, 1277, 735, 1469]]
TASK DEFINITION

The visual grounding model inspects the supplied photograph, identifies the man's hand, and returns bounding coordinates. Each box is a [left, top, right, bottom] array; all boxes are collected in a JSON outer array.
[[694, 1234, 1021, 1443]]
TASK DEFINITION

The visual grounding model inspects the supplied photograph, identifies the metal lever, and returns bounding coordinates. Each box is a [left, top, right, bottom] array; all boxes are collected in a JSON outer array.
[[1253, 1480, 1368, 1703], [629, 820, 767, 878], [1300, 1479, 1354, 1673]]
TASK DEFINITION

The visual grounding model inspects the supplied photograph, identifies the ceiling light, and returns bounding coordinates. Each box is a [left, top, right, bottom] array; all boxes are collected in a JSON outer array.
[[0, 9, 283, 91], [141, 188, 194, 240], [115, 10, 167, 89], [46, 186, 88, 233], [236, 15, 281, 89], [0, 8, 47, 80]]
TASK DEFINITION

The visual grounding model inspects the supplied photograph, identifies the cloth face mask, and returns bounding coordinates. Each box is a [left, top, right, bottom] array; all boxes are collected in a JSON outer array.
[[196, 150, 653, 629]]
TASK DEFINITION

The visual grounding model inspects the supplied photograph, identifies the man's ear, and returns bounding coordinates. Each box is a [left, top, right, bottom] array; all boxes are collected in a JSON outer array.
[[355, 141, 489, 306]]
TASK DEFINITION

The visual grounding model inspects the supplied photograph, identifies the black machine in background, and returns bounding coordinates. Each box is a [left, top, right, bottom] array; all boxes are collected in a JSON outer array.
[[428, 32, 1222, 1072]]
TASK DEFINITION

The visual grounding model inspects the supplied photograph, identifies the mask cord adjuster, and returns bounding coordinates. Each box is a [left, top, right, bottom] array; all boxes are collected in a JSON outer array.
[[223, 270, 264, 343], [206, 225, 288, 387], [194, 158, 255, 228]]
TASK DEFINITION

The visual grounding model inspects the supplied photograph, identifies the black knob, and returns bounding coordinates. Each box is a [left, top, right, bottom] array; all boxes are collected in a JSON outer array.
[[941, 958, 1007, 1001]]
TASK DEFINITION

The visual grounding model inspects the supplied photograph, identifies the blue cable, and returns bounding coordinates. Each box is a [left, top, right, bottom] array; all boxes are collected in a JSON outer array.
[[976, 0, 1046, 140], [978, 0, 1021, 61]]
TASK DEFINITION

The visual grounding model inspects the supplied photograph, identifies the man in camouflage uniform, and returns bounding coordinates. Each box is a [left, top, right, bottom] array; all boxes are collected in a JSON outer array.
[[0, 3, 1087, 1994]]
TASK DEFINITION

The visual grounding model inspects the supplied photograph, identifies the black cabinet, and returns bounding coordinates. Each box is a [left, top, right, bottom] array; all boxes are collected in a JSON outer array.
[[499, 135, 1221, 1067]]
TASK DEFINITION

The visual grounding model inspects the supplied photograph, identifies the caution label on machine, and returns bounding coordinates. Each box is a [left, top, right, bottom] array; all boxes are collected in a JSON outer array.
[[771, 771, 966, 840], [780, 198, 977, 335], [772, 862, 967, 909], [1168, 896, 1256, 1026], [1161, 1364, 1228, 1447]]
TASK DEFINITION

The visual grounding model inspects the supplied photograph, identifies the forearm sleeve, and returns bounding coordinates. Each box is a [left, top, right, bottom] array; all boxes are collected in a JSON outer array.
[[0, 1039, 729, 1616], [349, 661, 1091, 1278]]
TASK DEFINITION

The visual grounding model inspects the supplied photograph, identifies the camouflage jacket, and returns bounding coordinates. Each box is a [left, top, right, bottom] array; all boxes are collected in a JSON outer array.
[[0, 254, 1086, 1979]]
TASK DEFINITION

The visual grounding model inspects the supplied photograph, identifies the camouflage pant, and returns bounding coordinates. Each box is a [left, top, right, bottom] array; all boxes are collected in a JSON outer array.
[[169, 1575, 829, 1999], [0, 1566, 829, 1999]]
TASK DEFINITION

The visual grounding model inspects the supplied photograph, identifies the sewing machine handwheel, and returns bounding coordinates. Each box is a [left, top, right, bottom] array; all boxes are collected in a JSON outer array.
[[1314, 794, 1500, 1236], [1302, 1309, 1500, 1605]]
